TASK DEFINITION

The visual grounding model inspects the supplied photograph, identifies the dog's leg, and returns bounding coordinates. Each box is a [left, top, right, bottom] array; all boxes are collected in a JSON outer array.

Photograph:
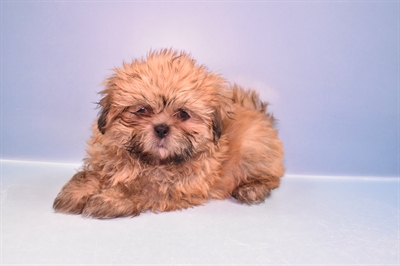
[[229, 141, 284, 205], [53, 171, 101, 214], [223, 104, 285, 205], [82, 183, 141, 218], [82, 182, 203, 218], [232, 178, 279, 204]]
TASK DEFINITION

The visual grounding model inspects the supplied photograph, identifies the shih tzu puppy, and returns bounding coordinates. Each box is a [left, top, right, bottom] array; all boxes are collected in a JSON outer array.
[[53, 49, 285, 218]]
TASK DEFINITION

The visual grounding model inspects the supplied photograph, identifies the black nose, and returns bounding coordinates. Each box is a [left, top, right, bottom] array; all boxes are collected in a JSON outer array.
[[154, 124, 169, 139]]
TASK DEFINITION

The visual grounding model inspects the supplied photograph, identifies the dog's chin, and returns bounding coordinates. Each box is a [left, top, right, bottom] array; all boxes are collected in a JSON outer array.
[[125, 131, 197, 165], [157, 146, 169, 160], [129, 143, 192, 166], [151, 138, 173, 159]]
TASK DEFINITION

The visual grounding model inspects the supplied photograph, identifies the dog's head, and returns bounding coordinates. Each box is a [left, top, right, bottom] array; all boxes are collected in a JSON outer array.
[[97, 49, 231, 164]]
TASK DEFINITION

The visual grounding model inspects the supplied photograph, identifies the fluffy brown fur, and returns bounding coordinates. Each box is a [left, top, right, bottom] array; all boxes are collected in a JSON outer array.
[[53, 49, 285, 218]]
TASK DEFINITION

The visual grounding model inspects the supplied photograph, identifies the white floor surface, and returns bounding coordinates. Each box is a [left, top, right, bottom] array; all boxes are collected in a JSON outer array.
[[1, 160, 399, 265]]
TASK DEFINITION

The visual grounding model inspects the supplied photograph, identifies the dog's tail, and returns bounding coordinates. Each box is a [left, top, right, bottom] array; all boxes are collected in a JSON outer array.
[[231, 84, 268, 113]]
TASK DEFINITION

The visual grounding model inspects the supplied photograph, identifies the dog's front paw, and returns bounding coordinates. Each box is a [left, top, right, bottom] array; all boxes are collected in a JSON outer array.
[[53, 191, 89, 215], [82, 192, 140, 219], [53, 171, 101, 215], [232, 181, 271, 205]]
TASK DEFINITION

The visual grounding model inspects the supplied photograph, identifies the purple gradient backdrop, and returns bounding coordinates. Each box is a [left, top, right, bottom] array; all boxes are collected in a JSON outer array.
[[1, 1, 398, 176]]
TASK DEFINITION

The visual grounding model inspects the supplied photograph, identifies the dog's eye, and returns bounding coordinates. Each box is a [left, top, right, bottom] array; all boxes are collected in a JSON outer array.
[[176, 109, 190, 121], [134, 107, 152, 116]]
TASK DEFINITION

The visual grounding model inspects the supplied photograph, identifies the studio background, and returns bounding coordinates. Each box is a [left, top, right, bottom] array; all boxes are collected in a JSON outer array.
[[1, 1, 398, 177]]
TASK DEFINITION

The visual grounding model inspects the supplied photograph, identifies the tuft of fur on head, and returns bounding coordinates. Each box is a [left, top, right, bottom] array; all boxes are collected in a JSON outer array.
[[96, 49, 231, 165]]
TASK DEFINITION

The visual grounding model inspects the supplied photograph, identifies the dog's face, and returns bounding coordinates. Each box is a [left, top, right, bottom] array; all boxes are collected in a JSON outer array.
[[97, 50, 230, 164]]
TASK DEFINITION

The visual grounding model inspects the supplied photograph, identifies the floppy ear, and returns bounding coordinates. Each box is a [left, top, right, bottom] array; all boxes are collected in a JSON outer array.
[[212, 109, 223, 144], [97, 92, 115, 135], [97, 103, 110, 134], [97, 74, 120, 134]]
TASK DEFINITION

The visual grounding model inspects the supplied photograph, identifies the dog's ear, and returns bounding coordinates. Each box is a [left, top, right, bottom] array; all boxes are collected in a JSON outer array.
[[97, 96, 112, 134], [97, 104, 109, 134], [212, 109, 223, 144]]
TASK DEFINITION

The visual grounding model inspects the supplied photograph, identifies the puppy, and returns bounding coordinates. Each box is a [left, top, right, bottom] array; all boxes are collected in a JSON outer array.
[[53, 49, 285, 218]]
